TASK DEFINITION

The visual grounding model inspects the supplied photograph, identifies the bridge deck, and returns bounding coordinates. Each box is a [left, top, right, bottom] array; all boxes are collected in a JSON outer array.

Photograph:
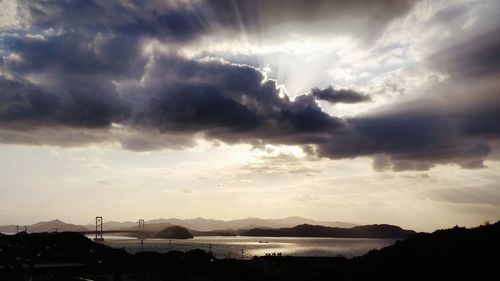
[[79, 230, 146, 234]]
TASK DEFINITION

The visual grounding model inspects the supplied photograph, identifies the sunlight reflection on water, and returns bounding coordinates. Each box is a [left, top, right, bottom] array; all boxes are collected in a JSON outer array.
[[101, 236, 397, 259]]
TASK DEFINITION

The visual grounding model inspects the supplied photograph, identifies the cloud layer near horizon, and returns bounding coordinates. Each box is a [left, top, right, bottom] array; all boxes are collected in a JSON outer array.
[[1, 0, 500, 171]]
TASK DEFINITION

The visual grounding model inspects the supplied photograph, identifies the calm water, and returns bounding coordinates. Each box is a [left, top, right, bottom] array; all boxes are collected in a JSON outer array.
[[100, 236, 397, 259]]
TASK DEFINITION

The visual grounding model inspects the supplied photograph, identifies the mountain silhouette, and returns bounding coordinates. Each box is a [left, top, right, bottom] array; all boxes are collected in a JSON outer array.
[[0, 219, 87, 233], [1, 217, 356, 233], [144, 216, 356, 231]]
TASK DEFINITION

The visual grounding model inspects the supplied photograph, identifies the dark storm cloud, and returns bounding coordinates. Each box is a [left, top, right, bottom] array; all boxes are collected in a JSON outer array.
[[1, 0, 500, 171], [2, 30, 144, 76], [311, 86, 370, 104], [132, 56, 343, 145], [0, 41, 343, 148], [431, 28, 500, 79], [316, 102, 493, 171], [0, 76, 59, 125], [312, 28, 500, 170], [149, 84, 263, 132], [18, 0, 418, 42], [0, 75, 131, 128], [428, 28, 500, 139], [19, 0, 208, 42], [307, 13, 500, 170], [457, 106, 500, 138], [1, 3, 345, 139]]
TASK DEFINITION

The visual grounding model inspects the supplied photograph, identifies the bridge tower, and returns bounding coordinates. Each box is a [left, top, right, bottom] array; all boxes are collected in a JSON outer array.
[[138, 219, 145, 231], [94, 216, 104, 242], [138, 219, 146, 240]]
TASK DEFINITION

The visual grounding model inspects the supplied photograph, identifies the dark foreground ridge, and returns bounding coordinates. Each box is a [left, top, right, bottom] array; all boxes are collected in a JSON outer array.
[[1, 222, 498, 281]]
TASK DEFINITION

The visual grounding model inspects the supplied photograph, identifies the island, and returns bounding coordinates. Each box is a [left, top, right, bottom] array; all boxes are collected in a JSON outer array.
[[154, 226, 194, 239], [241, 223, 415, 239]]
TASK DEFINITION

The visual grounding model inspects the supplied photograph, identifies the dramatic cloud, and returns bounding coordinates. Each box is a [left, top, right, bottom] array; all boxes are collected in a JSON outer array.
[[16, 0, 418, 43], [0, 0, 499, 171], [314, 22, 500, 170], [431, 28, 500, 80], [318, 102, 494, 171], [18, 0, 208, 42], [0, 54, 343, 150], [130, 55, 343, 147], [311, 86, 370, 104], [203, 0, 418, 42], [0, 75, 131, 129]]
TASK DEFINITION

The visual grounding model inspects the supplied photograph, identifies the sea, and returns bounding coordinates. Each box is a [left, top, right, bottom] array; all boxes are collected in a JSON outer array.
[[98, 235, 397, 259]]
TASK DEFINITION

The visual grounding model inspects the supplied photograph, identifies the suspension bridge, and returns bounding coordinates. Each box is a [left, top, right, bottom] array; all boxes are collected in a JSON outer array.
[[79, 217, 147, 241]]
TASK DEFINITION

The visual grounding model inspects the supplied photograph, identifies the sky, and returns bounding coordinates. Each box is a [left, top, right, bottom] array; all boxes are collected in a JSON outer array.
[[0, 0, 499, 232]]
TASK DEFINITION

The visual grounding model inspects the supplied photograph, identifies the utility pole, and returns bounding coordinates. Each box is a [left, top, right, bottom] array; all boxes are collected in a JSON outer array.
[[15, 225, 19, 233], [241, 249, 244, 260]]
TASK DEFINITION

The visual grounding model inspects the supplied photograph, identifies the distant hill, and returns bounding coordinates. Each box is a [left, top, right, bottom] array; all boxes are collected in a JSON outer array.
[[1, 216, 356, 234], [0, 220, 87, 233], [145, 216, 356, 231], [154, 226, 193, 239], [0, 225, 18, 234], [241, 224, 415, 239], [189, 229, 238, 236]]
